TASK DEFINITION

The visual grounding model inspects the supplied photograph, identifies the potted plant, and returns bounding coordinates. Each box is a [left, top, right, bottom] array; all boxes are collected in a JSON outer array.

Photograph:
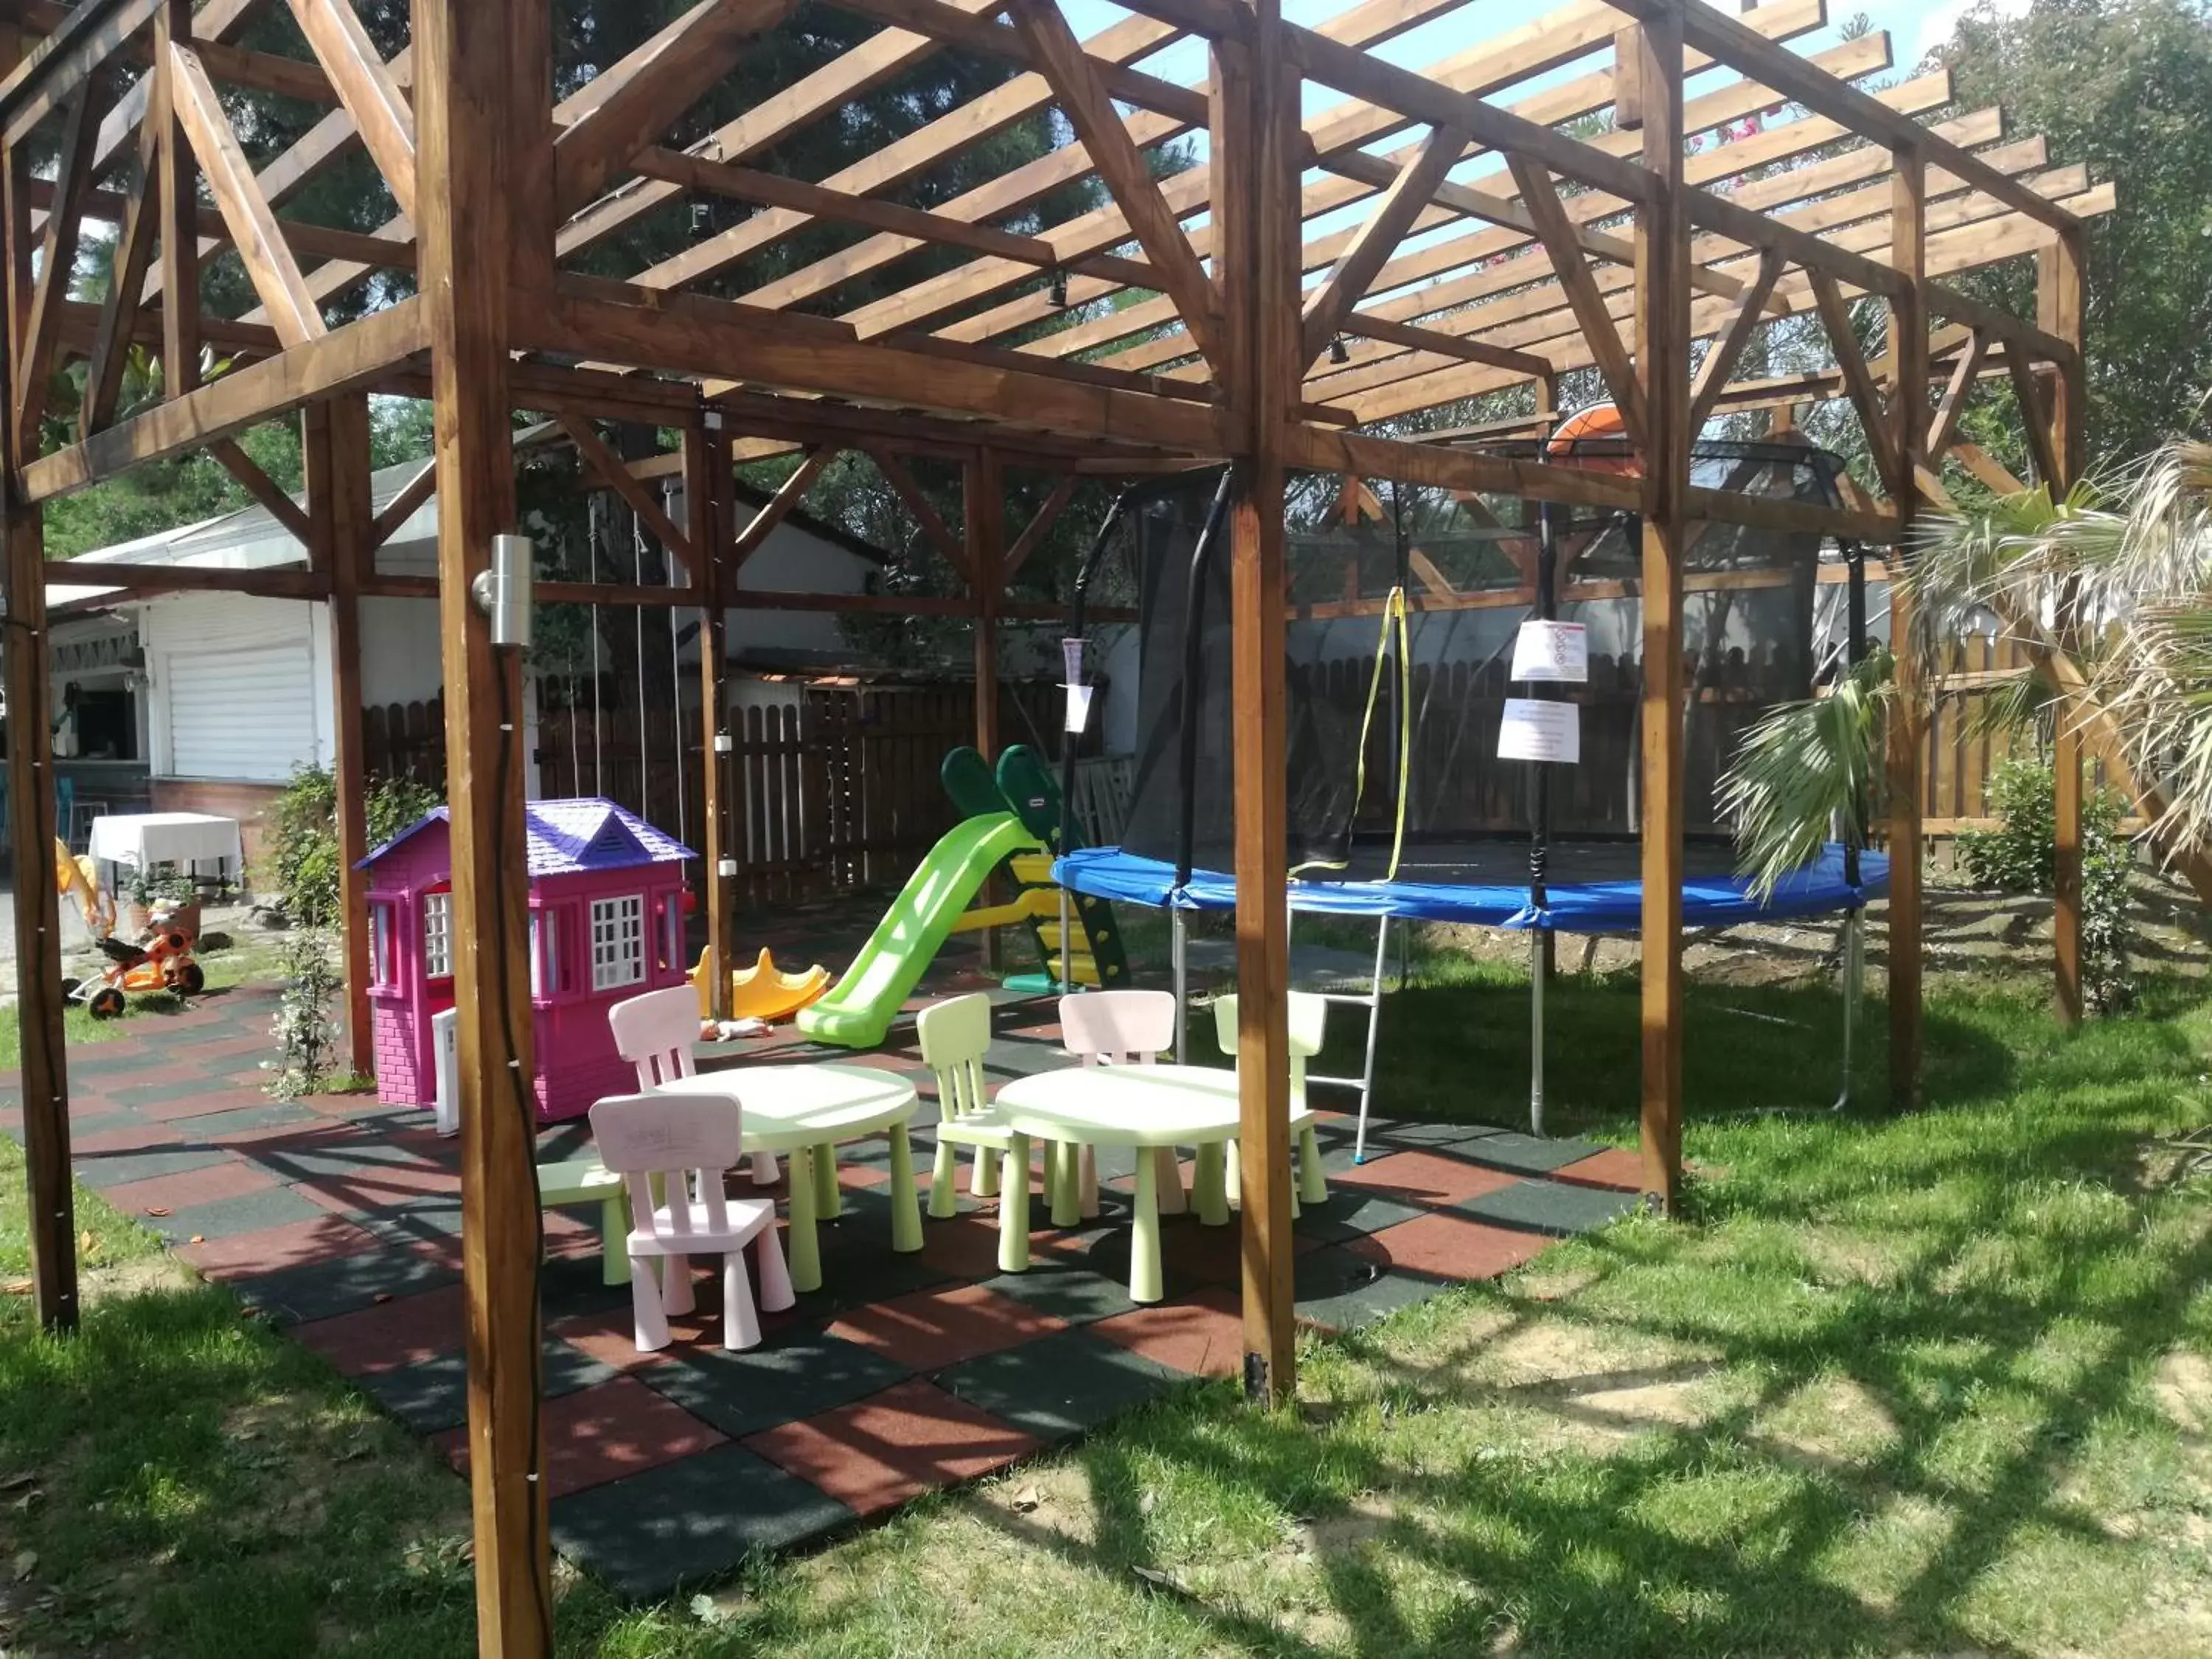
[[123, 865, 153, 936]]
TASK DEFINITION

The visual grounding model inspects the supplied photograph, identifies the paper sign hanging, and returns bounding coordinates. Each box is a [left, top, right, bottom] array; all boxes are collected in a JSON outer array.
[[1511, 619, 1589, 684], [1060, 637, 1087, 685], [1498, 698, 1581, 764], [1064, 683, 1096, 735]]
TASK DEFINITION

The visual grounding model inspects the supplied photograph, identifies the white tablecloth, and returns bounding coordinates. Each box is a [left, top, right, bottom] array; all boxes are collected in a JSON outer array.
[[88, 813, 243, 874]]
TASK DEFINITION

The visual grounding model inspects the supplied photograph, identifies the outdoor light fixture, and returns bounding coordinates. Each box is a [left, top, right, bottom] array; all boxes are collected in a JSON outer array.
[[691, 202, 711, 234], [1048, 269, 1068, 307], [1329, 335, 1349, 364], [473, 534, 534, 650]]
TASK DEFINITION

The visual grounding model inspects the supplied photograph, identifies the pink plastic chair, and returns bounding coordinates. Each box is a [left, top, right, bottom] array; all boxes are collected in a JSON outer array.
[[588, 1090, 793, 1352], [1058, 989, 1185, 1218], [608, 984, 780, 1186]]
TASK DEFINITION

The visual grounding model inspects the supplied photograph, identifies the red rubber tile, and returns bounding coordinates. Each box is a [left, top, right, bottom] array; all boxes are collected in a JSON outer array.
[[835, 1162, 891, 1191], [1089, 1286, 1242, 1377], [916, 1214, 1019, 1281], [293, 1284, 469, 1376], [139, 1088, 280, 1122], [828, 1282, 1065, 1370], [293, 1159, 462, 1214], [1552, 1148, 1645, 1192], [1329, 1150, 1524, 1208], [743, 1380, 1036, 1517], [104, 1158, 276, 1217], [177, 1214, 385, 1281], [549, 1306, 717, 1374], [72, 1122, 185, 1155], [437, 1377, 726, 1499], [1347, 1211, 1553, 1282]]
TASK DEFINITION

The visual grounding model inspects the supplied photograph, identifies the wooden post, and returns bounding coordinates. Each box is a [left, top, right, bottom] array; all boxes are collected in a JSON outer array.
[[1887, 142, 1928, 1105], [0, 17, 73, 1335], [1213, 4, 1298, 1401], [308, 394, 377, 1074], [1632, 10, 1689, 1208], [154, 0, 200, 397], [966, 449, 1004, 969], [413, 0, 553, 1649], [2040, 226, 2087, 1023], [687, 413, 737, 1020]]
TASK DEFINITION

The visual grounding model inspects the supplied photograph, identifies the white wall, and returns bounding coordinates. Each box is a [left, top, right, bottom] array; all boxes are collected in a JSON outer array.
[[139, 593, 330, 782]]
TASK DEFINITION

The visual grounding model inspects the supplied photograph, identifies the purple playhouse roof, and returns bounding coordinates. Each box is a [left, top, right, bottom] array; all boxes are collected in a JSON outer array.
[[360, 798, 697, 876]]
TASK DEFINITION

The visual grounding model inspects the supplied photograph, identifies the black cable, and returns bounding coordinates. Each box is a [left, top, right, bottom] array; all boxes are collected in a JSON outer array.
[[1175, 473, 1237, 888], [1843, 538, 1867, 891]]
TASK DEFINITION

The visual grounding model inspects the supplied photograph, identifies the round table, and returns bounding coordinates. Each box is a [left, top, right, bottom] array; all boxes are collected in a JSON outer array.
[[992, 1063, 1321, 1304], [647, 1064, 921, 1294]]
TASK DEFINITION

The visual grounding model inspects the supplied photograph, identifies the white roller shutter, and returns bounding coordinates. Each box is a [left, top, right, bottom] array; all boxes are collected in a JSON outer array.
[[153, 595, 320, 781]]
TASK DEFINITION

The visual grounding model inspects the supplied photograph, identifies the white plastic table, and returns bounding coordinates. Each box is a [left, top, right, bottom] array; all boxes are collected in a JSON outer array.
[[992, 1063, 1321, 1304], [88, 812, 242, 886], [645, 1063, 921, 1294]]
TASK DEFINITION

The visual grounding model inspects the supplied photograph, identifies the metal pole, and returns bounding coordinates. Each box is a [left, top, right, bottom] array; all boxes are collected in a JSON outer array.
[[1531, 928, 1548, 1138], [1171, 906, 1189, 1062], [1834, 540, 1870, 1112], [1528, 493, 1559, 1137], [1352, 914, 1388, 1164]]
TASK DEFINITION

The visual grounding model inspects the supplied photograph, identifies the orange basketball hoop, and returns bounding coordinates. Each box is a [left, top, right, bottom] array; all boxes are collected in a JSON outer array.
[[1545, 404, 1641, 475]]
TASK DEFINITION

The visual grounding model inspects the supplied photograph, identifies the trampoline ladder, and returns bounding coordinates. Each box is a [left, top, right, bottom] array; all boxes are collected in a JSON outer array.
[[1295, 914, 1392, 1165]]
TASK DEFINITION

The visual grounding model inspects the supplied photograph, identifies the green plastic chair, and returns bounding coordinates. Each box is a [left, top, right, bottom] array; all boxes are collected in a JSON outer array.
[[917, 993, 1020, 1219], [1213, 992, 1332, 1208]]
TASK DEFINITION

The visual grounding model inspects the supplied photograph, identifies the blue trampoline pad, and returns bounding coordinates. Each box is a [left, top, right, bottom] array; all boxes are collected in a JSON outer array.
[[1056, 841, 1886, 933]]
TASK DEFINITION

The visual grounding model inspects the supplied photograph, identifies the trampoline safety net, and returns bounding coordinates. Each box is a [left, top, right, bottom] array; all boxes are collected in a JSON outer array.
[[1119, 439, 1851, 877]]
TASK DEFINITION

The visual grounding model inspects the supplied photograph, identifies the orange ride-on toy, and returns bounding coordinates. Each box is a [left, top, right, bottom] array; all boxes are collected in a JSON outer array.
[[62, 896, 206, 1020]]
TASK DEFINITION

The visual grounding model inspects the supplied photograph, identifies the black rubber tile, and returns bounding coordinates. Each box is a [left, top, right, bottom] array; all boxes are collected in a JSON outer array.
[[358, 1339, 616, 1435], [974, 1260, 1139, 1326], [1441, 1129, 1606, 1175], [232, 1247, 460, 1326], [105, 1075, 241, 1107], [72, 1146, 232, 1189], [1451, 1178, 1640, 1237], [640, 1324, 911, 1440], [1291, 1189, 1428, 1245], [147, 1185, 327, 1243], [936, 1329, 1179, 1444], [551, 1443, 854, 1601], [1292, 1245, 1447, 1332], [173, 1102, 322, 1140]]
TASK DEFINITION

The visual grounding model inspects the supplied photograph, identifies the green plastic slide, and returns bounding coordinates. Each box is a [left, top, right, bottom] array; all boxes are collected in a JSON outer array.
[[796, 811, 1042, 1048]]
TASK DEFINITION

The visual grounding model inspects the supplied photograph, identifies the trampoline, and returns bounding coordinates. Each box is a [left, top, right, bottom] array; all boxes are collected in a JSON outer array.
[[1054, 429, 1884, 1156]]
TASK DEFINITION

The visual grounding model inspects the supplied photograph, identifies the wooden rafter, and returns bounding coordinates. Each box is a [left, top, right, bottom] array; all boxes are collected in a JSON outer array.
[[14, 77, 103, 452], [1009, 0, 1219, 365], [1506, 151, 1644, 443], [209, 437, 312, 541], [282, 0, 417, 218], [370, 460, 438, 546], [1686, 246, 1783, 431], [1300, 123, 1467, 369], [1807, 268, 1901, 495], [731, 445, 832, 570], [1000, 473, 1077, 580], [867, 445, 970, 582], [2005, 347, 2062, 490], [559, 414, 696, 571], [551, 0, 796, 216], [167, 41, 326, 348], [1925, 330, 1986, 462], [80, 105, 162, 440]]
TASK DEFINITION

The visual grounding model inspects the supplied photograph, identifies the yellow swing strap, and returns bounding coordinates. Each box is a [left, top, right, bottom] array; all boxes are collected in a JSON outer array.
[[1290, 584, 1414, 883]]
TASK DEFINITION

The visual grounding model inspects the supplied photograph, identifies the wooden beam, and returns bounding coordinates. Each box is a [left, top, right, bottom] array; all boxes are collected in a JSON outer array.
[[209, 436, 311, 541], [1924, 329, 1986, 462], [1001, 472, 1077, 580], [80, 103, 161, 438], [167, 40, 327, 347], [1299, 122, 1467, 369], [1336, 310, 1551, 380], [305, 394, 376, 1076], [42, 558, 325, 599], [1507, 151, 1644, 445], [2005, 346, 2062, 492], [371, 460, 437, 546], [1808, 268, 1901, 497], [1686, 245, 1782, 431], [2041, 223, 2087, 1026], [1, 0, 159, 147], [414, 0, 551, 1645], [560, 415, 695, 574], [282, 0, 416, 218], [551, 0, 795, 215], [153, 0, 196, 394], [1887, 140, 1928, 1110], [1632, 9, 1688, 1211], [731, 445, 832, 570], [14, 76, 103, 454], [1009, 0, 1220, 366]]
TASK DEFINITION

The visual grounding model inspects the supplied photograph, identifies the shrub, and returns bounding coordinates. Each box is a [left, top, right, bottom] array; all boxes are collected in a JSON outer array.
[[267, 766, 445, 926], [1955, 755, 2134, 1013], [264, 925, 341, 1099]]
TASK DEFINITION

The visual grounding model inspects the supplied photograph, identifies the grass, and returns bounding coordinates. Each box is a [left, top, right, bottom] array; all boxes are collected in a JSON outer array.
[[0, 936, 287, 1074], [4, 953, 2212, 1654]]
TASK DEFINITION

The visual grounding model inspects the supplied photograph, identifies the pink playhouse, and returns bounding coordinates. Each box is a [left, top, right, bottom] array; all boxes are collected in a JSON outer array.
[[361, 798, 695, 1122]]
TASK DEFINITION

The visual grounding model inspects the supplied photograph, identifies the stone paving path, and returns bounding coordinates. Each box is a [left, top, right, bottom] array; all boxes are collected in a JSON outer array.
[[0, 965, 1640, 1601]]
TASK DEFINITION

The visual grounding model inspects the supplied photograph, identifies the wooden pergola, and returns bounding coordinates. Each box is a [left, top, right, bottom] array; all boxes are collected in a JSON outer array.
[[0, 0, 2107, 1646]]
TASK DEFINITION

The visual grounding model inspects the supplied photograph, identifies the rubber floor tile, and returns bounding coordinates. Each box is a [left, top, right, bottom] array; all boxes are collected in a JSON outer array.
[[1089, 1287, 1243, 1378], [177, 1214, 385, 1281], [1551, 1148, 1646, 1192], [936, 1329, 1180, 1443], [146, 1184, 329, 1244], [437, 1377, 725, 1500], [640, 1325, 912, 1439], [1452, 1178, 1641, 1237], [233, 1247, 459, 1326], [827, 1281, 1066, 1371], [1444, 1129, 1607, 1175], [1327, 1149, 1526, 1208], [73, 1146, 232, 1190], [293, 1284, 469, 1377], [1292, 1245, 1446, 1332], [1349, 1211, 1555, 1281], [973, 1259, 1140, 1326], [358, 1338, 616, 1434], [743, 1380, 1037, 1517], [103, 1158, 276, 1218]]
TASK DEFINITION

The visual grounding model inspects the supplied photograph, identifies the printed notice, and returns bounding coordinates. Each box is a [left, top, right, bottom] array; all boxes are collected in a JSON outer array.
[[1064, 683, 1096, 735], [1511, 619, 1590, 684], [1497, 697, 1581, 764]]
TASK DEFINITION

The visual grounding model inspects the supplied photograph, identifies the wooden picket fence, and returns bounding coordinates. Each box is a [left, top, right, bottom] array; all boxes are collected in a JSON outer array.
[[1918, 631, 2129, 830]]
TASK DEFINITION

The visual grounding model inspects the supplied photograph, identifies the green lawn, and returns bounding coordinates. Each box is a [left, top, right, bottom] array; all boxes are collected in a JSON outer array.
[[3, 959, 2211, 1655]]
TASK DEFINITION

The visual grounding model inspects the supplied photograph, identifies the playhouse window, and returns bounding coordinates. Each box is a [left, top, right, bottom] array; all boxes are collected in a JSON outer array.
[[422, 889, 454, 981], [369, 902, 396, 987], [590, 895, 644, 992], [529, 908, 561, 999], [656, 894, 684, 973]]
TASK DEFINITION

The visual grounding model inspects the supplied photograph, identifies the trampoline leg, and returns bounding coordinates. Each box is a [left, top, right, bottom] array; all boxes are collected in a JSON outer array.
[[1171, 908, 1189, 1062], [1832, 909, 1863, 1113], [1530, 928, 1548, 1139], [1352, 914, 1388, 1166]]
